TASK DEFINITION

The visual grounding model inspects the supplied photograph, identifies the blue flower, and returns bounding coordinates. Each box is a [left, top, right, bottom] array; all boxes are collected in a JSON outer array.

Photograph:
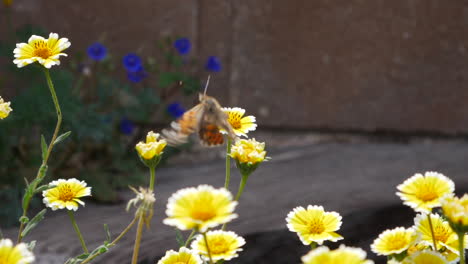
[[174, 38, 191, 55], [87, 42, 107, 61], [205, 56, 222, 72], [167, 102, 185, 118], [120, 118, 134, 135], [127, 66, 148, 83], [123, 53, 142, 72]]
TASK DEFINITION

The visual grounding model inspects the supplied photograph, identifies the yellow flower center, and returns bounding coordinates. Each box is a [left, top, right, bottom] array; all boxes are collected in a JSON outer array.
[[228, 113, 242, 129], [58, 184, 75, 202], [386, 236, 408, 251], [174, 262, 185, 264], [307, 219, 325, 234], [32, 41, 52, 59], [415, 185, 438, 202], [433, 225, 450, 242], [209, 237, 229, 254], [191, 210, 216, 221]]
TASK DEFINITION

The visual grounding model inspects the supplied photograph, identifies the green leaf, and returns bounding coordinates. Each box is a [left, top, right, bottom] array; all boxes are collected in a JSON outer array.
[[175, 229, 185, 247], [34, 184, 51, 193], [21, 209, 46, 237], [21, 185, 34, 211], [158, 72, 178, 88], [181, 76, 202, 95], [53, 131, 72, 145], [19, 216, 29, 224], [104, 224, 111, 243], [27, 240, 36, 251], [92, 245, 109, 255], [64, 253, 90, 264], [40, 135, 47, 161]]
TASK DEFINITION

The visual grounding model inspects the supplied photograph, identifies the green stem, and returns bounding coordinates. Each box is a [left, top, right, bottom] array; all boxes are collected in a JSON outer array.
[[80, 216, 138, 264], [184, 229, 196, 247], [149, 166, 156, 191], [131, 214, 145, 264], [459, 232, 466, 264], [427, 214, 438, 251], [68, 211, 88, 253], [17, 68, 62, 243], [222, 172, 250, 230], [235, 173, 249, 201], [224, 139, 232, 189], [203, 232, 214, 264]]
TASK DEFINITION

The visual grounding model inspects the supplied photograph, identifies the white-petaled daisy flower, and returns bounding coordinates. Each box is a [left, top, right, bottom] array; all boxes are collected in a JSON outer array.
[[163, 185, 238, 232], [371, 227, 416, 256], [413, 213, 467, 255], [286, 205, 343, 245], [42, 178, 91, 211], [301, 245, 374, 264], [157, 247, 202, 264], [396, 172, 454, 214], [0, 96, 13, 120], [442, 194, 468, 228], [221, 107, 257, 137], [402, 250, 449, 264], [0, 238, 35, 264], [13, 33, 71, 68], [191, 230, 245, 262]]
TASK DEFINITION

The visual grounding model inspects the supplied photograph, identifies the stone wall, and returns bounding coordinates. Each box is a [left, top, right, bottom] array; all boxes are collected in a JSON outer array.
[[4, 0, 468, 134]]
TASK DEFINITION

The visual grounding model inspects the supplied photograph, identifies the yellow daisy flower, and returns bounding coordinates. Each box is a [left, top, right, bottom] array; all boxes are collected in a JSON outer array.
[[442, 194, 468, 227], [413, 213, 467, 254], [0, 96, 13, 120], [42, 178, 91, 211], [387, 260, 401, 264], [13, 32, 71, 68], [191, 230, 245, 262], [0, 239, 35, 264], [402, 250, 449, 264], [371, 227, 417, 256], [163, 185, 238, 232], [286, 205, 343, 245], [157, 247, 202, 264], [301, 245, 374, 264], [135, 131, 167, 160], [221, 107, 257, 137], [229, 138, 267, 165], [396, 172, 454, 213]]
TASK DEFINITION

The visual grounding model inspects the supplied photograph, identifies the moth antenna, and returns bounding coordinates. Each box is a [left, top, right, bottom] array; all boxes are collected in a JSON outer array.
[[203, 75, 211, 96]]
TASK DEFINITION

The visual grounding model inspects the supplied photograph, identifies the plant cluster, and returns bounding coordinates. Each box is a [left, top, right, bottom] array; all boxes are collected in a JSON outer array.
[[0, 3, 224, 226]]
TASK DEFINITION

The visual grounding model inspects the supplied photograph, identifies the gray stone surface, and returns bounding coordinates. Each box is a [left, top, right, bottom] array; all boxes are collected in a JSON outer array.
[[4, 139, 468, 263], [3, 1, 468, 133]]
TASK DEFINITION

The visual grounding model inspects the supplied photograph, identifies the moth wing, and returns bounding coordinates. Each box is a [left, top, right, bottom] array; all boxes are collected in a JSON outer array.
[[198, 122, 225, 146], [162, 104, 204, 146]]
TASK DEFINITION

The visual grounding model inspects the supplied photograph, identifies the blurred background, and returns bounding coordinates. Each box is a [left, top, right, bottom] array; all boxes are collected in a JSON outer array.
[[1, 0, 468, 263]]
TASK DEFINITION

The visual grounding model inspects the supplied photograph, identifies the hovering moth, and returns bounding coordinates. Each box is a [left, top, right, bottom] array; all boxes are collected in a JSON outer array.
[[161, 77, 236, 146]]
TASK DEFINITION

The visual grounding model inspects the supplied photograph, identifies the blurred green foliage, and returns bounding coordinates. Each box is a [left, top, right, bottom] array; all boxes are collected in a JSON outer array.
[[0, 23, 203, 226]]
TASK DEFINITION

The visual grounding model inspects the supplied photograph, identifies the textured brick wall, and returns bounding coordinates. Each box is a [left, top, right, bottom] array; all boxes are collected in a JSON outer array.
[[4, 0, 468, 133]]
